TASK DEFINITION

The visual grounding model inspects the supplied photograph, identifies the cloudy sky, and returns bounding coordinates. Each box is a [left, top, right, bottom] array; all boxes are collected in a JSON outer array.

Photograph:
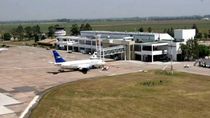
[[0, 0, 209, 21]]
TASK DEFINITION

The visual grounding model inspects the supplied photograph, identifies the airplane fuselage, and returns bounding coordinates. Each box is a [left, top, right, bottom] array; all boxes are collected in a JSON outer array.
[[56, 59, 105, 69]]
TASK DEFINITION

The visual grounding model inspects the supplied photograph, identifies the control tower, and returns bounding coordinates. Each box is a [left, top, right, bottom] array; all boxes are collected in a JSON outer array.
[[55, 27, 66, 37]]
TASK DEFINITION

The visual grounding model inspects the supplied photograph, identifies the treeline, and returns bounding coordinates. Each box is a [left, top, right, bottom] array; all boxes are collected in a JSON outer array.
[[70, 23, 92, 36], [137, 26, 174, 37], [2, 25, 45, 42], [137, 24, 210, 39], [1, 23, 93, 41], [47, 23, 93, 37]]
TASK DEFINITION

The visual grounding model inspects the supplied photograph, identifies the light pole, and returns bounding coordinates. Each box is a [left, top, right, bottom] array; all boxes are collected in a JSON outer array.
[[170, 40, 173, 74], [96, 35, 102, 60]]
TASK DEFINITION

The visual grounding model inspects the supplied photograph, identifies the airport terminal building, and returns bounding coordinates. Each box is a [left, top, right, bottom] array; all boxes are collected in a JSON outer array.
[[80, 31, 174, 42], [56, 29, 196, 62]]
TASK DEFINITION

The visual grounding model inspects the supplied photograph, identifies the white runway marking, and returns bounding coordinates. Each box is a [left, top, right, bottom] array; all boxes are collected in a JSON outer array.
[[0, 106, 14, 115], [0, 93, 21, 116]]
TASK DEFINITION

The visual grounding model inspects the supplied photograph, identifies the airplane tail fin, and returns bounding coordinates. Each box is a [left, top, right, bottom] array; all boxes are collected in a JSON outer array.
[[52, 50, 66, 63]]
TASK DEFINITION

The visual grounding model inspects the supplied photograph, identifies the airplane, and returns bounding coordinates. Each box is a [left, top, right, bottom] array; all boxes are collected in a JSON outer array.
[[52, 50, 106, 74]]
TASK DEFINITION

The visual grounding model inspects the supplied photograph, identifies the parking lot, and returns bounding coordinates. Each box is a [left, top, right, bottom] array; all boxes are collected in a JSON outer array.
[[0, 46, 209, 118]]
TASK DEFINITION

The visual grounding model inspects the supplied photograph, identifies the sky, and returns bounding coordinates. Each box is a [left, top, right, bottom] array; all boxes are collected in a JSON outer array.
[[0, 0, 210, 21]]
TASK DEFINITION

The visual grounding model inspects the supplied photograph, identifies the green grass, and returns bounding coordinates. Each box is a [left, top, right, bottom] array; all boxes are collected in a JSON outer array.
[[92, 20, 210, 33], [1, 20, 210, 34], [30, 70, 210, 118]]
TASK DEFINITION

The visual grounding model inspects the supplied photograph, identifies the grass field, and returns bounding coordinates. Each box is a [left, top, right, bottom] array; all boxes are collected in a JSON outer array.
[[30, 70, 210, 118], [1, 20, 210, 34]]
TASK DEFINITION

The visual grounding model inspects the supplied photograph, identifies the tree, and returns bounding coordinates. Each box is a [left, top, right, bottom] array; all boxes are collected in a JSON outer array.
[[208, 30, 210, 38], [79, 23, 93, 31], [48, 26, 55, 37], [138, 27, 144, 32], [180, 39, 197, 60], [3, 33, 12, 41], [148, 27, 152, 33], [196, 33, 203, 39], [34, 33, 39, 42], [84, 23, 92, 30], [192, 24, 202, 39], [71, 24, 80, 36], [11, 28, 17, 39], [204, 33, 208, 40], [192, 24, 199, 34], [16, 25, 24, 34], [163, 29, 167, 33], [16, 25, 24, 40], [180, 44, 190, 60], [32, 25, 41, 34], [54, 24, 60, 29], [198, 45, 210, 58], [166, 27, 174, 37], [80, 24, 85, 31], [170, 27, 174, 37], [24, 26, 33, 39], [41, 34, 47, 40], [32, 25, 41, 41]]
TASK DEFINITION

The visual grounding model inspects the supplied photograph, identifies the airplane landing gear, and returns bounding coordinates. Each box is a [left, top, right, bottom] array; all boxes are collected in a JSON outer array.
[[81, 68, 88, 74], [58, 69, 65, 72]]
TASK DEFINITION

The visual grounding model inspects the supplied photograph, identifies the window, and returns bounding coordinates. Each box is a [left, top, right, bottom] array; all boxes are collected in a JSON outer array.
[[86, 41, 91, 45], [143, 46, 152, 51]]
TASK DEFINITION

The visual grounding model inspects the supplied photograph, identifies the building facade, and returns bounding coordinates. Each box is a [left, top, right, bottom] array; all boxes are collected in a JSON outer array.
[[174, 29, 196, 43], [56, 29, 195, 62], [80, 31, 174, 42]]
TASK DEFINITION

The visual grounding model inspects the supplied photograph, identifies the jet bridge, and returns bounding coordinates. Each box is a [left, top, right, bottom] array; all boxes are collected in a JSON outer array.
[[97, 45, 126, 60]]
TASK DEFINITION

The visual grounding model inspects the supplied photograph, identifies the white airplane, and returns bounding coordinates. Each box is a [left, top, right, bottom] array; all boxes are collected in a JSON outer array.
[[52, 50, 105, 74], [0, 48, 8, 52]]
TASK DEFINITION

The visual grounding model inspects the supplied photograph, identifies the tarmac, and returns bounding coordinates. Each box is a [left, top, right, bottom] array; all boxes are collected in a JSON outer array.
[[0, 46, 209, 118]]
